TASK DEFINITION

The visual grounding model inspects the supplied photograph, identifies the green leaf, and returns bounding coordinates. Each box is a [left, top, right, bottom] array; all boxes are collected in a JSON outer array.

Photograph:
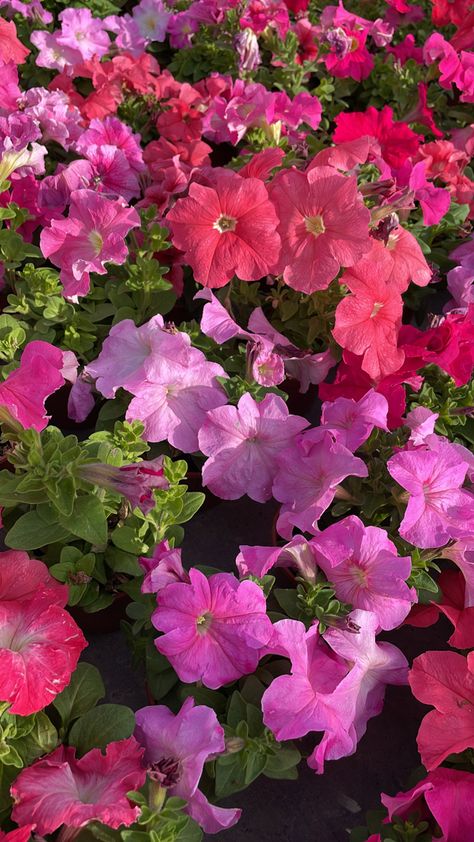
[[177, 492, 205, 524], [52, 663, 105, 728], [5, 510, 70, 550], [68, 704, 135, 755], [59, 496, 108, 546]]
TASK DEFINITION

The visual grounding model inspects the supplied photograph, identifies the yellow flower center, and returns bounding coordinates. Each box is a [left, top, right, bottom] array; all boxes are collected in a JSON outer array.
[[305, 214, 326, 238], [88, 230, 103, 255], [213, 215, 237, 234]]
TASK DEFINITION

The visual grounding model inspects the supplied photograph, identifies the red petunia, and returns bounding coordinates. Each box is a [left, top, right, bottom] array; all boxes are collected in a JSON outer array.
[[333, 106, 422, 169]]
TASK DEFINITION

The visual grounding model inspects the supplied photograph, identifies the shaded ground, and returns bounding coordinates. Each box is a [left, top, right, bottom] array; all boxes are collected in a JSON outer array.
[[83, 497, 450, 842]]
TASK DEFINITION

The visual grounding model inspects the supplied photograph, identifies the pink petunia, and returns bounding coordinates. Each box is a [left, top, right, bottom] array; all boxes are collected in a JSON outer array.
[[85, 315, 191, 399], [0, 596, 86, 715], [324, 28, 374, 81], [11, 739, 146, 833], [320, 390, 389, 451], [67, 145, 141, 202], [40, 189, 140, 299], [310, 516, 416, 630], [387, 439, 474, 548], [55, 8, 110, 62], [78, 456, 169, 514], [311, 610, 408, 771], [0, 826, 34, 842], [273, 430, 368, 538], [0, 550, 67, 606], [332, 252, 404, 381], [153, 568, 273, 689], [199, 393, 308, 503], [0, 340, 66, 431], [167, 170, 281, 288], [126, 350, 227, 453], [382, 767, 474, 842], [139, 540, 190, 594], [135, 698, 240, 833], [409, 650, 474, 770], [333, 106, 422, 169], [262, 611, 408, 773], [74, 116, 145, 173], [269, 165, 371, 294]]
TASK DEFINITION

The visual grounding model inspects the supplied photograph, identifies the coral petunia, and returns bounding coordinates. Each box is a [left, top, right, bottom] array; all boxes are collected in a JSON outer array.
[[269, 165, 371, 294], [167, 170, 280, 288]]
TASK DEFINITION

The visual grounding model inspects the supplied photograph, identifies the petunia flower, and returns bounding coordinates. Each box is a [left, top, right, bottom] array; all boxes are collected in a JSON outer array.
[[139, 541, 190, 594], [166, 169, 281, 288], [55, 8, 110, 62], [199, 393, 308, 503], [387, 439, 474, 548], [273, 430, 368, 538], [0, 340, 66, 431], [77, 456, 169, 514], [333, 105, 421, 169], [40, 189, 140, 299], [269, 165, 371, 294], [153, 568, 273, 689], [0, 596, 86, 715], [11, 739, 146, 833], [0, 18, 29, 64], [332, 252, 404, 381], [262, 611, 408, 773], [135, 698, 240, 833], [0, 826, 34, 842], [382, 767, 474, 841], [409, 650, 474, 770], [126, 350, 228, 453], [310, 516, 416, 630], [320, 390, 389, 451], [0, 549, 67, 606]]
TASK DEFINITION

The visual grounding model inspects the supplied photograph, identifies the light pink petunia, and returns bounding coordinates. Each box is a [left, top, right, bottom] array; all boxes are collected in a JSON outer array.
[[409, 650, 474, 770], [320, 390, 389, 451], [405, 407, 439, 445], [310, 516, 416, 630], [85, 315, 191, 398], [153, 568, 273, 689], [40, 189, 140, 299], [167, 170, 281, 288], [0, 597, 86, 715], [135, 698, 240, 834], [74, 116, 145, 174], [387, 439, 474, 548], [11, 739, 146, 833], [333, 253, 404, 382], [199, 393, 308, 502], [126, 350, 227, 453], [56, 8, 110, 61], [273, 430, 368, 538], [382, 767, 474, 842], [269, 165, 371, 294], [0, 340, 65, 431]]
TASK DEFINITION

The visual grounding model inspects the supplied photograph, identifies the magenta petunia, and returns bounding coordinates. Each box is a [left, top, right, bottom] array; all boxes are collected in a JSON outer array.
[[269, 165, 371, 294], [166, 169, 281, 288], [11, 739, 146, 833], [153, 568, 273, 689], [135, 698, 240, 833], [40, 189, 140, 299], [139, 540, 190, 594], [310, 516, 416, 630], [333, 105, 421, 169], [199, 393, 308, 502]]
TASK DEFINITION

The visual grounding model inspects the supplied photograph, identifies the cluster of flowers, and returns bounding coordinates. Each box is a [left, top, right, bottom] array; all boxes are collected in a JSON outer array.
[[0, 0, 472, 840]]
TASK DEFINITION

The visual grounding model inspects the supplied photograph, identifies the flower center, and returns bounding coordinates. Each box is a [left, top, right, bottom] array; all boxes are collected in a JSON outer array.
[[305, 214, 325, 238], [350, 36, 359, 52], [196, 612, 212, 634], [88, 230, 103, 255], [213, 214, 237, 234], [370, 301, 384, 318], [148, 757, 182, 787]]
